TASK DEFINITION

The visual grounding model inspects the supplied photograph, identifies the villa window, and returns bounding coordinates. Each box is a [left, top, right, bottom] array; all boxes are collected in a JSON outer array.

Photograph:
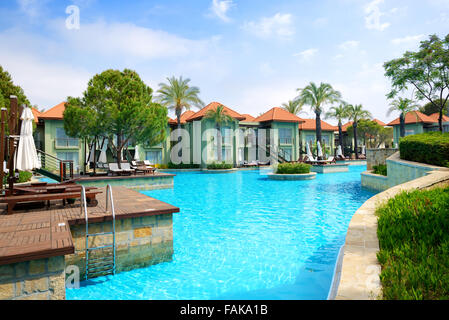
[[306, 134, 315, 145], [279, 128, 292, 145], [321, 135, 330, 146], [221, 126, 232, 145], [55, 128, 78, 148], [146, 150, 162, 164]]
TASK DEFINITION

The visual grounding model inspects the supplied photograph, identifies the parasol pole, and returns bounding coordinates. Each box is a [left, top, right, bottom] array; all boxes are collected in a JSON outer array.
[[0, 108, 6, 191]]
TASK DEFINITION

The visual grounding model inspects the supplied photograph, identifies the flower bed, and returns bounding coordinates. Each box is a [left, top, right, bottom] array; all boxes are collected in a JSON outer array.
[[377, 186, 449, 299]]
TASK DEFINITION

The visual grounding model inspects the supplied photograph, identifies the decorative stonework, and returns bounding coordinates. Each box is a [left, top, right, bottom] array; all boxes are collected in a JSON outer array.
[[334, 170, 449, 300], [266, 172, 316, 180], [0, 256, 65, 300], [65, 213, 173, 279], [366, 148, 398, 170]]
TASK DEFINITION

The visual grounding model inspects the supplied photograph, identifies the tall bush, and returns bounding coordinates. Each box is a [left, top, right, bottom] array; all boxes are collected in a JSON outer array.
[[399, 132, 449, 167]]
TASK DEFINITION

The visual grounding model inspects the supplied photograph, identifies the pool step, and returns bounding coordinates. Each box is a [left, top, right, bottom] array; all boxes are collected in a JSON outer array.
[[82, 185, 117, 280]]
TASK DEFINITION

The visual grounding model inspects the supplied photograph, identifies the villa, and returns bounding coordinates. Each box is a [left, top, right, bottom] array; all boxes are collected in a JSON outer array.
[[33, 101, 354, 170], [387, 111, 449, 145]]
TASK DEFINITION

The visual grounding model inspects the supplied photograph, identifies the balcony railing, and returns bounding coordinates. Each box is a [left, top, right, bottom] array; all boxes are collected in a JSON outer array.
[[55, 138, 79, 148]]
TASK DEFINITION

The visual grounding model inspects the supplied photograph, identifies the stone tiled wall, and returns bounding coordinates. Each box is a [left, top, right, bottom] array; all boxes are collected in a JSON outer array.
[[366, 148, 398, 170], [65, 213, 173, 279], [0, 256, 65, 300], [335, 170, 449, 300]]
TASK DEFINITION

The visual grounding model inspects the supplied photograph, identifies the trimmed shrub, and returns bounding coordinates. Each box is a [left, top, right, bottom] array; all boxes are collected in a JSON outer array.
[[399, 132, 449, 167], [373, 164, 387, 176], [276, 163, 311, 174], [167, 162, 200, 169], [376, 187, 449, 299], [3, 170, 33, 184], [206, 162, 233, 170]]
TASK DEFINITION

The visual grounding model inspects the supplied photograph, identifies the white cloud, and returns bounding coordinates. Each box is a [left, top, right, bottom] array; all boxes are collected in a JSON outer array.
[[293, 48, 318, 62], [243, 13, 294, 39], [391, 34, 425, 45], [209, 0, 234, 23], [53, 20, 212, 60], [338, 40, 359, 50], [364, 0, 390, 31], [0, 50, 91, 109]]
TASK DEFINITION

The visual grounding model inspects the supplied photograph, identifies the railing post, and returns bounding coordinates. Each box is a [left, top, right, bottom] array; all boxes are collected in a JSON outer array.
[[60, 161, 64, 182]]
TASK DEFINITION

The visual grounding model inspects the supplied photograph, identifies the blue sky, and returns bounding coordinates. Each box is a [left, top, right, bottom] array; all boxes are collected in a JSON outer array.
[[0, 0, 448, 123]]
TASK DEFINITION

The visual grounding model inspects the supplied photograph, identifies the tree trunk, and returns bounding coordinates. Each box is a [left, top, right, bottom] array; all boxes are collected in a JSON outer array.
[[177, 108, 182, 158], [117, 134, 122, 169], [338, 120, 343, 149], [217, 124, 222, 162], [399, 113, 405, 137], [439, 109, 443, 132], [315, 111, 322, 144], [353, 122, 359, 160], [93, 137, 97, 174]]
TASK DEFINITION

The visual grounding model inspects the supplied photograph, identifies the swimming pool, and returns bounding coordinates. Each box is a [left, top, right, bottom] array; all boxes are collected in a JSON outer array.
[[67, 166, 376, 300]]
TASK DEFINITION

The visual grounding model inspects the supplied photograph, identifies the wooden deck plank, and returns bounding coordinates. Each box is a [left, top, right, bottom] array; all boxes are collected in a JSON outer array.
[[0, 186, 178, 265]]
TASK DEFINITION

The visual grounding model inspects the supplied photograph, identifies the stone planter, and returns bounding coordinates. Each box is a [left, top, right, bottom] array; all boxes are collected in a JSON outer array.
[[311, 164, 349, 173], [267, 172, 316, 180]]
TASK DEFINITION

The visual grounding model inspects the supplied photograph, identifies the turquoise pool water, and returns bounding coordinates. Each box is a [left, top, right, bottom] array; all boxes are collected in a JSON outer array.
[[66, 166, 376, 300]]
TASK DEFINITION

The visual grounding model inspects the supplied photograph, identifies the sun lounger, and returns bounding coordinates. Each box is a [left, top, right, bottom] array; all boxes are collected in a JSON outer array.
[[108, 163, 133, 176], [243, 161, 258, 167], [0, 189, 102, 215]]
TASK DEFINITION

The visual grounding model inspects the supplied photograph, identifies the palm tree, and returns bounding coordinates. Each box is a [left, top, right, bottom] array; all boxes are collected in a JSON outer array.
[[387, 97, 419, 138], [326, 103, 350, 150], [346, 104, 372, 159], [204, 105, 233, 163], [156, 76, 204, 157], [281, 100, 304, 116], [296, 82, 342, 145]]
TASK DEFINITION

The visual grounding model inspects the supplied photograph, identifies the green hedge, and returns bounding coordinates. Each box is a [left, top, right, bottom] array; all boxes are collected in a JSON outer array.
[[3, 171, 33, 184], [167, 162, 200, 169], [206, 162, 233, 170], [399, 132, 449, 167], [376, 187, 449, 299], [373, 164, 387, 176], [276, 163, 311, 174]]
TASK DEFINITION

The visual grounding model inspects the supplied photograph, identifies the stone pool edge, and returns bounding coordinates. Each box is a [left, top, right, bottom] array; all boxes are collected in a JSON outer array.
[[332, 169, 449, 300]]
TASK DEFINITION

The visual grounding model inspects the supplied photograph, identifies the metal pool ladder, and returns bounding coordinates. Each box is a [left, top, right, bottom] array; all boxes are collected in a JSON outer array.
[[82, 184, 116, 280]]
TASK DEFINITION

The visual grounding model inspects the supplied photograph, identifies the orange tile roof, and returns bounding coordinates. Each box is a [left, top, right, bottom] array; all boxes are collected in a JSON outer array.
[[31, 107, 41, 123], [428, 112, 449, 123], [240, 114, 256, 122], [169, 110, 196, 125], [386, 111, 436, 126], [39, 102, 66, 120], [186, 102, 245, 122], [341, 121, 353, 133], [298, 118, 338, 131], [373, 118, 387, 126], [254, 107, 304, 123]]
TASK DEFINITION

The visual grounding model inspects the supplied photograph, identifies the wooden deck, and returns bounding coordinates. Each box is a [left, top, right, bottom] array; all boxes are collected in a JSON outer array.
[[0, 186, 179, 265], [72, 171, 175, 182]]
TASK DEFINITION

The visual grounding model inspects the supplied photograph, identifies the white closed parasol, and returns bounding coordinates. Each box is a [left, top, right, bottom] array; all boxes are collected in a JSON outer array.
[[134, 145, 140, 161], [317, 141, 323, 158], [16, 107, 41, 170]]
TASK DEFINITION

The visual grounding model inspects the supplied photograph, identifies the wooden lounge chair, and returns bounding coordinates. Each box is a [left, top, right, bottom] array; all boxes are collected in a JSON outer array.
[[242, 161, 258, 167], [121, 162, 137, 175], [0, 189, 102, 215]]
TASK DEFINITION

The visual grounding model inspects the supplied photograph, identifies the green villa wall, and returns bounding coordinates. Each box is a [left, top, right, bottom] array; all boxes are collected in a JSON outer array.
[[43, 119, 86, 173], [270, 122, 300, 162], [392, 123, 425, 145]]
